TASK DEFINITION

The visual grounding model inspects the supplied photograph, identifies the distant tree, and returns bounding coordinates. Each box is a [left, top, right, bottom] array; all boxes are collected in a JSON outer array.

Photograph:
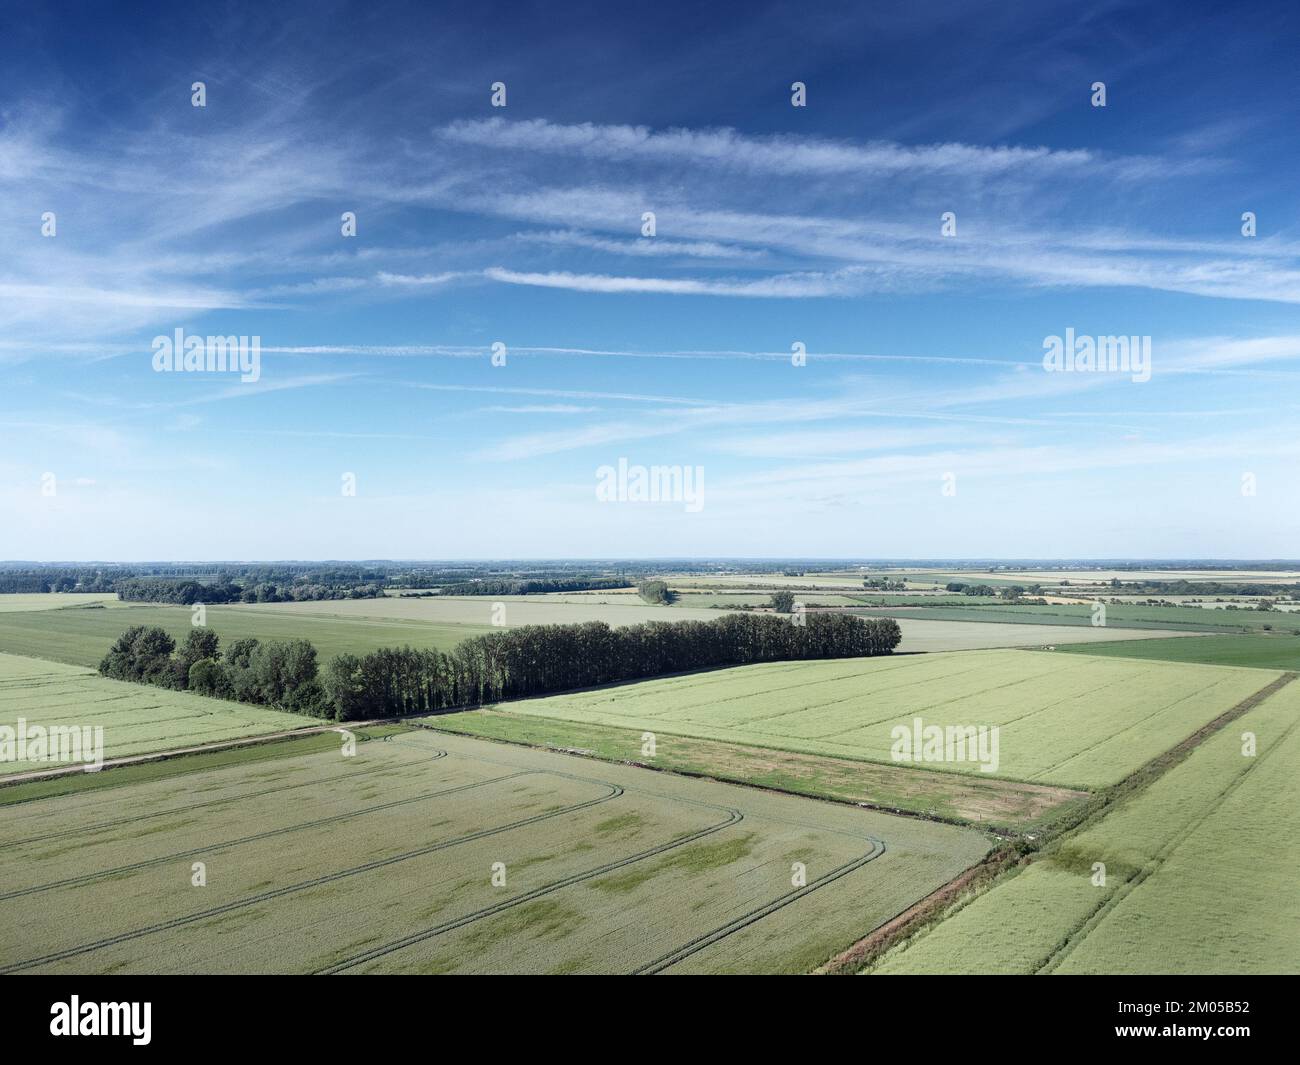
[[771, 591, 796, 613], [637, 579, 672, 605]]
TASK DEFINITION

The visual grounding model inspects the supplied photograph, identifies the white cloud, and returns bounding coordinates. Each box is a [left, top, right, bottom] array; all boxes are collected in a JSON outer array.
[[441, 118, 1109, 179]]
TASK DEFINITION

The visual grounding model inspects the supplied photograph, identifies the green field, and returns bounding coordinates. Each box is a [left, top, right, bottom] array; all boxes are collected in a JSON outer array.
[[431, 708, 1087, 829], [0, 593, 122, 613], [853, 601, 1293, 633], [482, 649, 1279, 789], [0, 601, 490, 668], [0, 728, 989, 974], [1056, 634, 1300, 670], [872, 675, 1300, 974], [0, 652, 308, 771], [886, 619, 1192, 653], [0, 593, 1197, 672], [246, 595, 741, 627]]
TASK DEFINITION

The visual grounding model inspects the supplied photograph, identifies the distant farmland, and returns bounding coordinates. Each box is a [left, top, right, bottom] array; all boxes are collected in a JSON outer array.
[[0, 602, 490, 668], [1056, 634, 1300, 670], [0, 729, 988, 975], [872, 675, 1300, 975], [0, 652, 307, 769], [851, 601, 1292, 633], [0, 593, 121, 613], [0, 593, 1195, 671], [483, 649, 1280, 789]]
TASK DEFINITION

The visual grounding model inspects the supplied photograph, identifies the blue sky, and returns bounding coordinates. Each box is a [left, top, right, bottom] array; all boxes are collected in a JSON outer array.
[[2, 0, 1299, 560]]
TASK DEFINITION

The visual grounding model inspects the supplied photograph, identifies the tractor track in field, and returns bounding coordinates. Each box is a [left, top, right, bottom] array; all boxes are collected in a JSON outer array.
[[0, 773, 625, 974], [8, 727, 897, 975], [0, 769, 528, 902], [315, 801, 745, 974], [633, 836, 886, 974], [0, 737, 447, 843], [326, 732, 891, 976], [823, 670, 1297, 975], [1033, 705, 1300, 974], [1026, 671, 1259, 782]]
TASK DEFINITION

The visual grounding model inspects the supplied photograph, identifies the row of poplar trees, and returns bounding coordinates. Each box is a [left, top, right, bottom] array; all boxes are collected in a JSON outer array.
[[324, 613, 901, 720]]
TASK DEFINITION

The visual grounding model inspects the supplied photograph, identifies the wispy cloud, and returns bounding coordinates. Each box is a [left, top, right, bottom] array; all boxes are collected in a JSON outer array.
[[484, 265, 876, 298], [440, 118, 1119, 179]]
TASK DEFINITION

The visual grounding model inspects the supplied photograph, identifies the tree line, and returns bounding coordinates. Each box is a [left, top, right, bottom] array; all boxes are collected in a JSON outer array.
[[0, 567, 124, 593], [100, 626, 329, 714], [115, 577, 385, 605], [99, 613, 901, 722], [405, 577, 633, 597]]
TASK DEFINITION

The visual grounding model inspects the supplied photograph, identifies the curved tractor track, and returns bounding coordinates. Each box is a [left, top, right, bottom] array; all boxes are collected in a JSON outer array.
[[5, 734, 893, 976]]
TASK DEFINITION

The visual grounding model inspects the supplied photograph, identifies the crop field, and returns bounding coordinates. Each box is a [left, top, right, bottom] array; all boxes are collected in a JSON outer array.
[[0, 594, 1196, 673], [0, 653, 308, 771], [0, 728, 989, 975], [872, 675, 1300, 975], [243, 595, 742, 627], [487, 649, 1279, 789], [0, 601, 490, 668], [885, 618, 1192, 653], [902, 568, 1300, 587], [257, 602, 1181, 654], [669, 573, 871, 590], [1056, 634, 1300, 670], [0, 594, 123, 612], [430, 708, 1088, 829], [852, 601, 1293, 633]]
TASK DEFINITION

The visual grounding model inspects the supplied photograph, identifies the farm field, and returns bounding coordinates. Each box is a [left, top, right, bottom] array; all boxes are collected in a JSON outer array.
[[1056, 634, 1300, 670], [484, 649, 1280, 789], [887, 619, 1192, 652], [0, 652, 308, 771], [253, 599, 1129, 654], [905, 568, 1300, 586], [0, 602, 490, 668], [669, 573, 870, 590], [851, 601, 1290, 632], [0, 728, 990, 975], [871, 674, 1300, 974], [266, 603, 1198, 654], [0, 593, 1198, 674], [244, 595, 741, 627], [0, 593, 123, 612], [429, 708, 1087, 829]]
